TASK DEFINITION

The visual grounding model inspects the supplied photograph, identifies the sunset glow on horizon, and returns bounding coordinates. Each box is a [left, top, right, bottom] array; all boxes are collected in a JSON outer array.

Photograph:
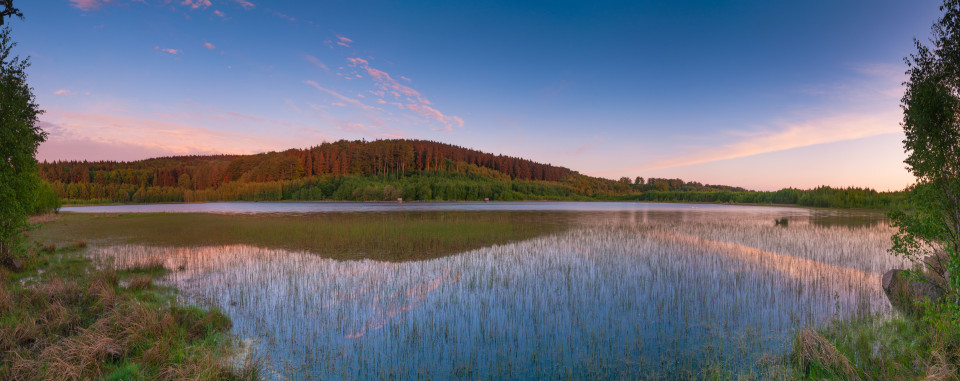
[[16, 0, 940, 191]]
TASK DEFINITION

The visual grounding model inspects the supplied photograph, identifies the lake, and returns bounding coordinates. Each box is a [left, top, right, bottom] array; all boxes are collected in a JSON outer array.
[[52, 202, 903, 379]]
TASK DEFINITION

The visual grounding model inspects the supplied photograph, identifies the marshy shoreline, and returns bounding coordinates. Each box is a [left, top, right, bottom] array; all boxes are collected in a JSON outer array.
[[5, 202, 950, 379]]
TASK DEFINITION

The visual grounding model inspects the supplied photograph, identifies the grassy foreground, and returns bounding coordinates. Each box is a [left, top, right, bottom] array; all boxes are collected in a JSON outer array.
[[790, 295, 960, 380], [0, 218, 259, 380]]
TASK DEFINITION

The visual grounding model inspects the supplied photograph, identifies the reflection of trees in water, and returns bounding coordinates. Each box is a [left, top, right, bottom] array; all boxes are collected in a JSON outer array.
[[807, 211, 887, 229], [44, 211, 573, 262]]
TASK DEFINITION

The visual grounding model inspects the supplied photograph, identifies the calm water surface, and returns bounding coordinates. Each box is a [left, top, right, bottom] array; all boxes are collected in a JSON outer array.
[[78, 202, 902, 379], [65, 201, 808, 214]]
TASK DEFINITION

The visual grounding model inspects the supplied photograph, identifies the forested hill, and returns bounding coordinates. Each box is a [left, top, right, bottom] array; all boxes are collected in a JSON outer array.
[[39, 139, 631, 203]]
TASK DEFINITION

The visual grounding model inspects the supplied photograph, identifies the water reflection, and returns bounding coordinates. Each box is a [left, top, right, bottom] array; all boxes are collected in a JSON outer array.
[[87, 208, 903, 379]]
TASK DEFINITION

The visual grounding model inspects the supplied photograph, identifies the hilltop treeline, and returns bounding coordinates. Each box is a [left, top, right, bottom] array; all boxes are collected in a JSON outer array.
[[36, 138, 903, 209], [38, 139, 630, 203]]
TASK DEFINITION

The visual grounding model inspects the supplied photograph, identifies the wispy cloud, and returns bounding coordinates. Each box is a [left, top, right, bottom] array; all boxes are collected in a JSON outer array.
[[54, 89, 72, 95], [38, 110, 294, 161], [180, 104, 269, 123], [571, 138, 603, 156], [154, 46, 180, 55], [302, 54, 329, 71], [637, 110, 901, 172], [304, 80, 376, 110], [336, 35, 353, 47], [181, 0, 212, 10], [268, 9, 295, 21], [632, 62, 906, 173], [232, 0, 255, 10], [305, 109, 405, 139], [69, 0, 111, 11], [203, 42, 216, 50], [346, 57, 463, 129]]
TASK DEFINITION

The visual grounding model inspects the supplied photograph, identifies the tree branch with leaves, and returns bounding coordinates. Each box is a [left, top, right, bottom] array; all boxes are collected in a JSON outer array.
[[892, 0, 960, 318]]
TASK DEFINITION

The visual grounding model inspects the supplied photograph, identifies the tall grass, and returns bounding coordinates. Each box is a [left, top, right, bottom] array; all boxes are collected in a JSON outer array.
[[0, 241, 259, 380], [70, 207, 902, 379]]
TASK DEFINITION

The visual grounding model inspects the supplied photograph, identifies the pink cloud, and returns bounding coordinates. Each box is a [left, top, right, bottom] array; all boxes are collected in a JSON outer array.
[[268, 9, 295, 21], [347, 58, 427, 102], [54, 89, 71, 95], [346, 57, 463, 129], [635, 111, 902, 172], [154, 46, 180, 55], [347, 57, 368, 66], [331, 102, 346, 107], [203, 42, 216, 50], [214, 10, 226, 18], [181, 0, 212, 10], [232, 0, 255, 10], [336, 35, 353, 47], [69, 0, 111, 11], [36, 110, 298, 162]]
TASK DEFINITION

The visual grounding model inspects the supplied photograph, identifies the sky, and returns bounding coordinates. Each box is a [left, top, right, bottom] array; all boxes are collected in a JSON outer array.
[[9, 0, 944, 191]]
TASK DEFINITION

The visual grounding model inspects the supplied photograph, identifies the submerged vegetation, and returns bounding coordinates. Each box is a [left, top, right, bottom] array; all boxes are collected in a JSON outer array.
[[29, 207, 900, 379], [2, 0, 955, 377]]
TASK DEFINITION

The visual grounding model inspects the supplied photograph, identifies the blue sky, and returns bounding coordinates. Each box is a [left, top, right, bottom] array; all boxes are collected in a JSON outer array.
[[13, 0, 942, 190]]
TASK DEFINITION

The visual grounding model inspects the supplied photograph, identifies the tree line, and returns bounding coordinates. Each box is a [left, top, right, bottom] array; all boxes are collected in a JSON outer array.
[[612, 186, 906, 210], [38, 139, 633, 203], [57, 171, 590, 204], [37, 138, 906, 210], [39, 139, 579, 187]]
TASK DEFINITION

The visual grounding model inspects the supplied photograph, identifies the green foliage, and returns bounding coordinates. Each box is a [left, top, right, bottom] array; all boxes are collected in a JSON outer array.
[[0, 26, 46, 261], [52, 171, 589, 204], [893, 0, 960, 322], [28, 179, 60, 215], [792, 312, 959, 380], [613, 186, 904, 210], [39, 139, 633, 203], [792, 4, 960, 379]]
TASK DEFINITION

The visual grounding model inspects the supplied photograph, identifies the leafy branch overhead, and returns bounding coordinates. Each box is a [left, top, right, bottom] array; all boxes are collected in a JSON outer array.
[[0, 0, 23, 26], [892, 0, 960, 317]]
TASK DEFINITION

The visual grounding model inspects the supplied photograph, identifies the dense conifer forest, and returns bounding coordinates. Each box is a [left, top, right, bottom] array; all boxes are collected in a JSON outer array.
[[38, 138, 903, 209]]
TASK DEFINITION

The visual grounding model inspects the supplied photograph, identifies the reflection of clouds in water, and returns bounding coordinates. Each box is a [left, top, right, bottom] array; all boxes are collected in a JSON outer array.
[[88, 212, 904, 379]]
